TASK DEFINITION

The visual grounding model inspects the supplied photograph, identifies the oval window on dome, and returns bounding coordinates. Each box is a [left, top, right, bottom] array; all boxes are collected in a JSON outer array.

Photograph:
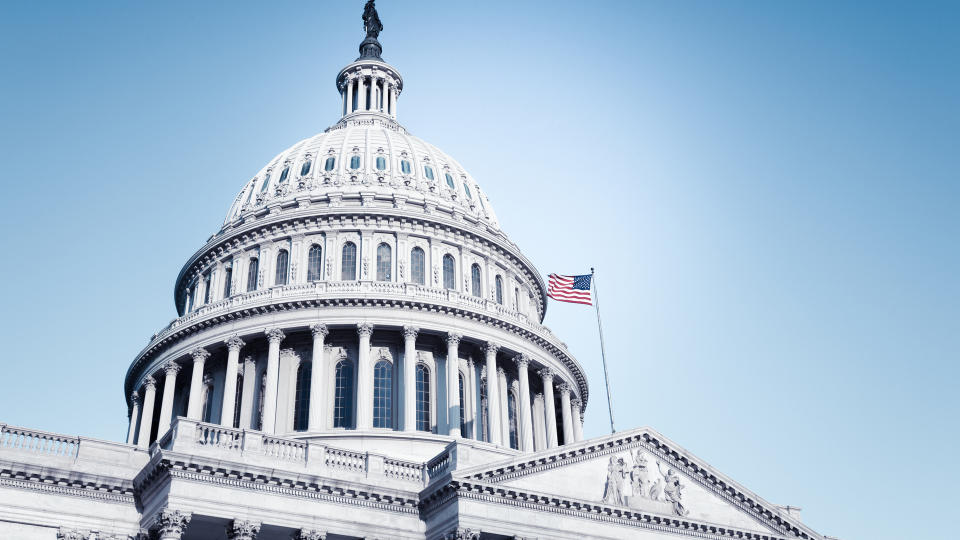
[[424, 166, 434, 180], [463, 182, 472, 199], [259, 173, 271, 192], [279, 167, 290, 184], [301, 160, 312, 176], [350, 156, 361, 170], [376, 156, 386, 171], [445, 173, 455, 189], [324, 156, 336, 171], [401, 160, 411, 174]]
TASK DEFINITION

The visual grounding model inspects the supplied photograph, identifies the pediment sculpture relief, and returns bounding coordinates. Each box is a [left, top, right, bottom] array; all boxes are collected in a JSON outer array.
[[602, 450, 689, 516]]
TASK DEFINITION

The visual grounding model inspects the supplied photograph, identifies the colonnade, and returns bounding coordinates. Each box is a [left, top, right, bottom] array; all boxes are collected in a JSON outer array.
[[127, 323, 584, 452], [342, 71, 398, 118]]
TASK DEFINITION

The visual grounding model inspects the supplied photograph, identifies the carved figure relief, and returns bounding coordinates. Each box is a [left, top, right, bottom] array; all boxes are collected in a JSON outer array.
[[601, 451, 691, 516]]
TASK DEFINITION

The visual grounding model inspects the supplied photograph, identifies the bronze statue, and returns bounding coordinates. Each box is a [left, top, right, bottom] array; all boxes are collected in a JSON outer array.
[[363, 0, 383, 39]]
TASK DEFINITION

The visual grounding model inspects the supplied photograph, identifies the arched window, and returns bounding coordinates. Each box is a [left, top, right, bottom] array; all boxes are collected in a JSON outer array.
[[495, 275, 503, 304], [470, 264, 481, 297], [201, 377, 214, 423], [400, 160, 411, 174], [479, 380, 488, 442], [203, 272, 212, 304], [244, 183, 256, 205], [275, 249, 289, 286], [375, 156, 386, 171], [259, 173, 271, 193], [223, 266, 233, 298], [300, 160, 312, 176], [424, 166, 434, 180], [246, 258, 259, 292], [410, 247, 425, 285], [307, 244, 323, 281], [514, 287, 520, 310], [442, 254, 455, 290], [373, 360, 392, 428], [376, 243, 392, 281], [278, 166, 290, 184], [463, 182, 472, 199], [333, 359, 354, 428], [256, 371, 267, 430], [324, 156, 336, 171], [232, 373, 243, 429], [341, 242, 357, 280], [293, 362, 311, 431], [415, 364, 430, 432], [445, 173, 456, 190], [350, 155, 361, 170], [508, 390, 519, 450], [458, 373, 466, 435]]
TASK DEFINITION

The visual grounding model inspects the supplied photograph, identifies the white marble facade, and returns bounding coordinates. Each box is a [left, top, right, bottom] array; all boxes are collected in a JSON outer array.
[[0, 5, 827, 540]]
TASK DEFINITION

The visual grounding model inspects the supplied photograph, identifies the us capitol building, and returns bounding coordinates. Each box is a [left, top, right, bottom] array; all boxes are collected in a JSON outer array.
[[0, 4, 830, 540]]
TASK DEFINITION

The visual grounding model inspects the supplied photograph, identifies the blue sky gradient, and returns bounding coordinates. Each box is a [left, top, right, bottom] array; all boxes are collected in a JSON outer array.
[[1, 2, 957, 539]]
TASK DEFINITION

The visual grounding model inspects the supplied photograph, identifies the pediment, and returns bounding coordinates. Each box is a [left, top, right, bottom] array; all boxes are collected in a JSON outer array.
[[455, 428, 821, 540]]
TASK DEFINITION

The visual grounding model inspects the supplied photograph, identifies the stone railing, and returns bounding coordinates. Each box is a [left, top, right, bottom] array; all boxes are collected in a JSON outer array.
[[0, 424, 79, 458], [161, 418, 426, 487]]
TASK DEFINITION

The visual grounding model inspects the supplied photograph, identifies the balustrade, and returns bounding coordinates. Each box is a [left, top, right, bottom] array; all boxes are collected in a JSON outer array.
[[194, 423, 242, 452], [263, 436, 307, 462], [0, 425, 79, 458], [325, 447, 366, 473]]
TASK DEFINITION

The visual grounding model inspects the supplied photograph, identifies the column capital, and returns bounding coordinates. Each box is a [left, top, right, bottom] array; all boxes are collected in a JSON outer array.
[[130, 390, 140, 404], [557, 381, 572, 394], [153, 509, 192, 538], [225, 335, 246, 352], [310, 323, 329, 339], [513, 354, 531, 368], [571, 397, 582, 409], [402, 325, 420, 340], [539, 367, 556, 381], [296, 531, 327, 540], [447, 331, 462, 347], [203, 373, 214, 386], [143, 376, 156, 391], [190, 347, 211, 362], [227, 519, 261, 540], [497, 366, 506, 377], [485, 341, 501, 355], [265, 327, 286, 344], [162, 361, 182, 376], [56, 528, 89, 540], [357, 322, 374, 337], [534, 392, 544, 400], [444, 527, 481, 540]]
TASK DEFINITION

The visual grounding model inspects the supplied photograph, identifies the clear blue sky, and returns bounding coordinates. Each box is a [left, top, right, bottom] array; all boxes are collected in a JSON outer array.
[[1, 2, 957, 539]]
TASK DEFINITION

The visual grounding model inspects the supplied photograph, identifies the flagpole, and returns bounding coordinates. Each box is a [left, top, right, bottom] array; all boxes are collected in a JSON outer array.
[[591, 267, 616, 434]]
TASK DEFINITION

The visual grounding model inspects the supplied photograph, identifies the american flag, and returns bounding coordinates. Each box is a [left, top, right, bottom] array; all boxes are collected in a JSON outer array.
[[547, 274, 593, 305]]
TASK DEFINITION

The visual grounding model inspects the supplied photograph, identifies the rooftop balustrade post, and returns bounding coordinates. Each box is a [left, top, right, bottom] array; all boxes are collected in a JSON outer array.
[[366, 452, 384, 479], [241, 428, 263, 456]]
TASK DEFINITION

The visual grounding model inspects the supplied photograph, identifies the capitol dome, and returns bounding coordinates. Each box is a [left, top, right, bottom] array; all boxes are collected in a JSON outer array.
[[123, 10, 588, 464]]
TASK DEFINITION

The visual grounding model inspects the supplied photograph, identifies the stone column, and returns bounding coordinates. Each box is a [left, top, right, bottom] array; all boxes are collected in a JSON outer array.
[[532, 392, 547, 450], [358, 75, 366, 111], [402, 325, 419, 431], [514, 354, 534, 451], [153, 509, 191, 540], [356, 322, 374, 430], [571, 397, 584, 442], [238, 356, 256, 429], [346, 77, 354, 113], [126, 391, 140, 445], [497, 367, 509, 444], [186, 348, 210, 420], [137, 376, 157, 448], [226, 519, 261, 540], [465, 358, 476, 439], [446, 332, 462, 437], [558, 382, 574, 445], [540, 368, 558, 448], [261, 328, 285, 433], [220, 336, 245, 428], [308, 324, 328, 431], [156, 362, 182, 436], [392, 85, 398, 118], [484, 343, 502, 445]]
